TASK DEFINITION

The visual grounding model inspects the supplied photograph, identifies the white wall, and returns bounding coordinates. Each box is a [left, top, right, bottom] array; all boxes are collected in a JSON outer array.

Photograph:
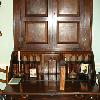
[[92, 0, 100, 73], [0, 0, 13, 66], [0, 0, 100, 70]]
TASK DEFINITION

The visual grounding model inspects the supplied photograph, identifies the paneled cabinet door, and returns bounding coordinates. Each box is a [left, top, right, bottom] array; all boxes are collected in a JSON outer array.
[[13, 0, 92, 51], [14, 0, 51, 51], [52, 0, 92, 51]]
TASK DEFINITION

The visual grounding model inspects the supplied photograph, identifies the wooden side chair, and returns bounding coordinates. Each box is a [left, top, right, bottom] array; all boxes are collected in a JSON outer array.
[[0, 66, 8, 100], [0, 66, 8, 84]]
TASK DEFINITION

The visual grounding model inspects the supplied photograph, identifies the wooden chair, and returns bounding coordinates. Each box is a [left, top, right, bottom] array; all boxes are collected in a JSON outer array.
[[0, 66, 8, 100], [0, 66, 8, 87]]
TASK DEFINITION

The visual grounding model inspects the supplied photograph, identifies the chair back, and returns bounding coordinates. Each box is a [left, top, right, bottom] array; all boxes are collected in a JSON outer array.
[[0, 66, 8, 84]]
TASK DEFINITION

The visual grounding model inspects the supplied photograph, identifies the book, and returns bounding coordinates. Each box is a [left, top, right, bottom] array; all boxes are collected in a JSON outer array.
[[8, 78, 21, 85]]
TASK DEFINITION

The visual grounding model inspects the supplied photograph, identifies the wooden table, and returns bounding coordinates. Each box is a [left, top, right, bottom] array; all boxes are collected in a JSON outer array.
[[2, 79, 100, 100]]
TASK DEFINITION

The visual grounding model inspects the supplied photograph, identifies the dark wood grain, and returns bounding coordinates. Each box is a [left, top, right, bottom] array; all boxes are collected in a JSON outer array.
[[3, 80, 99, 94], [10, 0, 95, 99], [9, 50, 96, 81], [3, 80, 100, 100], [13, 0, 92, 51]]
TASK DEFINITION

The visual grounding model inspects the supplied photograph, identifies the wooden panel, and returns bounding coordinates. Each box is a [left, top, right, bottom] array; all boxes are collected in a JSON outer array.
[[13, 0, 93, 51], [42, 54, 60, 80], [25, 0, 48, 16], [57, 0, 79, 16], [58, 22, 79, 43], [79, 0, 93, 50], [25, 21, 48, 44], [13, 0, 51, 51]]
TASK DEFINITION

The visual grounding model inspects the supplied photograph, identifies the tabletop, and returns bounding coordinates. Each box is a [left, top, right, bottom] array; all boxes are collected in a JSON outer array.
[[2, 79, 100, 95]]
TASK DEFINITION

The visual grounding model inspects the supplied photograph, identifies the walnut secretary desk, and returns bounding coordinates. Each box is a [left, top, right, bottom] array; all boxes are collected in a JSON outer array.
[[4, 0, 99, 100]]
